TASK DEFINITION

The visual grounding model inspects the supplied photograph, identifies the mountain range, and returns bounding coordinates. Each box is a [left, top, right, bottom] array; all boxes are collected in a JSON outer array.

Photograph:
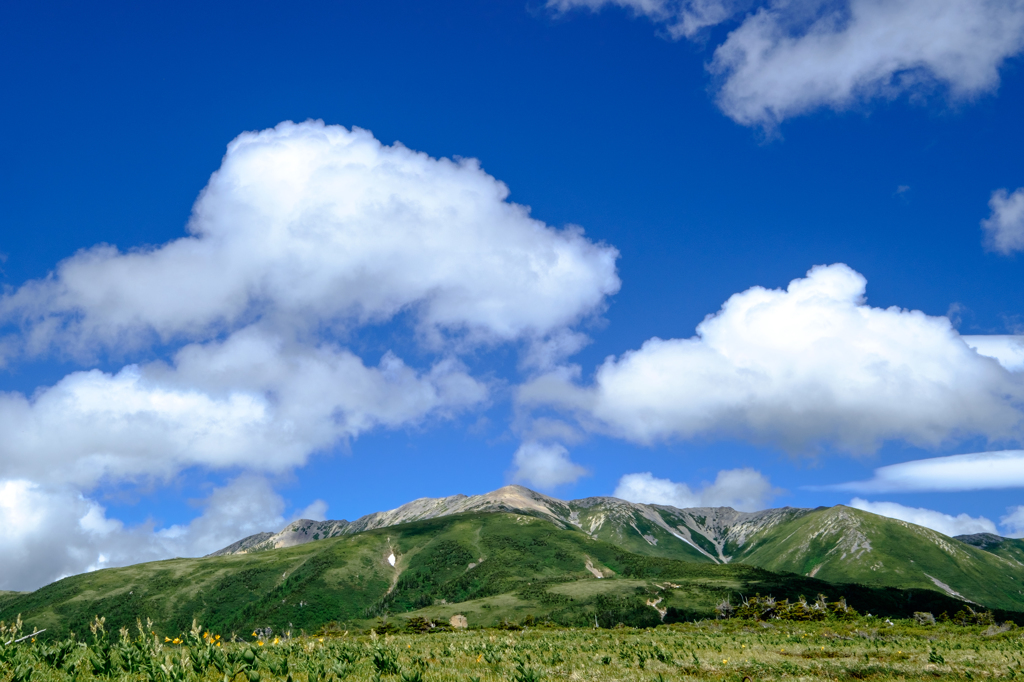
[[3, 485, 1022, 639], [207, 485, 1024, 612]]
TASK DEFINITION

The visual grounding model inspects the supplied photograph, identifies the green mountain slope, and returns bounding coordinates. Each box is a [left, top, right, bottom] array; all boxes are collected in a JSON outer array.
[[209, 486, 1024, 611], [736, 506, 1024, 610], [956, 533, 1024, 565], [0, 512, 982, 640]]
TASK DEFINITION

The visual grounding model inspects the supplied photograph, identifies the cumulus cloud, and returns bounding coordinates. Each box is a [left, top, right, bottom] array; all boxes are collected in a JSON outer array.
[[0, 120, 620, 361], [510, 442, 590, 489], [820, 450, 1024, 494], [548, 0, 1024, 128], [614, 468, 779, 511], [519, 264, 1024, 453], [963, 335, 1024, 372], [0, 328, 486, 488], [849, 498, 997, 537], [982, 188, 1024, 255], [0, 476, 313, 592], [0, 120, 623, 585]]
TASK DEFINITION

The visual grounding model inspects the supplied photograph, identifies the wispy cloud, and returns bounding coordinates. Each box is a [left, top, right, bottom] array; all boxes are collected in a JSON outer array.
[[814, 450, 1024, 493], [849, 498, 997, 537]]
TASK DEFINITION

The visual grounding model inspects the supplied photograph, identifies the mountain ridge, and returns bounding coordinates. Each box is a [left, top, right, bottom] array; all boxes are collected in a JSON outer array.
[[207, 485, 1024, 611]]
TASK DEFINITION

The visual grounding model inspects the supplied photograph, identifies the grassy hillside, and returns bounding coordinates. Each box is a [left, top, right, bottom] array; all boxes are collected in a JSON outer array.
[[734, 506, 1024, 611], [957, 533, 1024, 565], [0, 512, 994, 641]]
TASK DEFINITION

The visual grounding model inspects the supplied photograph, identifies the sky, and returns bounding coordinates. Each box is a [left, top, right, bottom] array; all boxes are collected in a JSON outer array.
[[1, 0, 1024, 591]]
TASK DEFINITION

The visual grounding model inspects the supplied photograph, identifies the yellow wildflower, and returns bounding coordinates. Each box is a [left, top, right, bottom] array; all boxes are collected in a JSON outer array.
[[258, 641, 264, 646], [165, 637, 171, 642], [722, 659, 728, 664]]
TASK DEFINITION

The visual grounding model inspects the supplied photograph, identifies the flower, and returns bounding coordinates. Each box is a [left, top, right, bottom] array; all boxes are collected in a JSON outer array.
[[722, 659, 728, 664], [165, 637, 171, 642], [258, 641, 264, 646]]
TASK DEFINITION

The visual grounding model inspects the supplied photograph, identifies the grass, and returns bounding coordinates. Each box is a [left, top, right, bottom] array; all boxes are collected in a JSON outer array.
[[3, 613, 1024, 682]]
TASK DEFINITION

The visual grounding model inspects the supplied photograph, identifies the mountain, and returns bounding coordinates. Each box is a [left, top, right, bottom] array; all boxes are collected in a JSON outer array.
[[210, 486, 1024, 611], [956, 533, 1024, 565], [0, 510, 983, 641]]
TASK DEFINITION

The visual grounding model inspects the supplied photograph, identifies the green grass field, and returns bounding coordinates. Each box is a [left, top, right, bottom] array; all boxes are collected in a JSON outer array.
[[2, 612, 1023, 682]]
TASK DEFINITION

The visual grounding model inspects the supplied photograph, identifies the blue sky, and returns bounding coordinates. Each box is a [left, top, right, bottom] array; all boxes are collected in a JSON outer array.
[[1, 0, 1024, 590]]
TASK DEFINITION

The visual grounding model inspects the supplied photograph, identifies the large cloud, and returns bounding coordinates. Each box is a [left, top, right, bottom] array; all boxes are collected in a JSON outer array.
[[0, 121, 619, 489], [817, 450, 1024, 493], [519, 264, 1024, 452], [0, 476, 320, 592], [0, 327, 486, 488], [614, 468, 779, 511], [548, 0, 1024, 128], [849, 498, 997, 537], [0, 121, 621, 586], [982, 188, 1024, 255], [0, 120, 620, 362]]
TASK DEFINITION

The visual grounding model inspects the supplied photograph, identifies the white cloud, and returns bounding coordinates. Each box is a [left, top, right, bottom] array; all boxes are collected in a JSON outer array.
[[0, 476, 310, 592], [0, 120, 620, 361], [548, 0, 1024, 128], [510, 442, 589, 489], [0, 328, 486, 488], [963, 335, 1024, 372], [546, 0, 746, 38], [849, 498, 997, 537], [1000, 506, 1024, 538], [821, 450, 1024, 493], [0, 120, 623, 586], [519, 264, 1024, 453], [982, 188, 1024, 255], [614, 468, 779, 511]]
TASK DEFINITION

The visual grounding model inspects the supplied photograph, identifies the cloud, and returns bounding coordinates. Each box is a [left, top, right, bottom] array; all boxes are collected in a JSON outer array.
[[982, 187, 1024, 255], [614, 468, 779, 511], [817, 450, 1024, 493], [1000, 506, 1024, 538], [0, 120, 622, 585], [546, 0, 748, 38], [0, 328, 487, 488], [519, 264, 1024, 453], [510, 442, 589, 489], [849, 498, 997, 537], [963, 335, 1024, 372], [0, 476, 311, 592], [0, 120, 620, 362], [548, 0, 1024, 128]]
